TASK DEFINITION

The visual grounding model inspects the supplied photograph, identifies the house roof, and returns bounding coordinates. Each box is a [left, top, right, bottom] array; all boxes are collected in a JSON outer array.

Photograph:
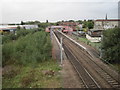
[[50, 26, 63, 28], [0, 25, 17, 30], [96, 19, 120, 21], [59, 22, 79, 25]]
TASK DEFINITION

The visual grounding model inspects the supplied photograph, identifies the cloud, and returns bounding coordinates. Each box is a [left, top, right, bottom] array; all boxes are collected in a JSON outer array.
[[2, 0, 120, 2], [1, 0, 119, 23]]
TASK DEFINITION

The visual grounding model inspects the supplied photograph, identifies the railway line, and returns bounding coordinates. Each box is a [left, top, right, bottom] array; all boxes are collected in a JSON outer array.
[[54, 30, 120, 89]]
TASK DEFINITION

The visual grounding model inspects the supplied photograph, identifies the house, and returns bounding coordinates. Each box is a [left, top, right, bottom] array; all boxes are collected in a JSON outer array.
[[94, 19, 120, 29], [86, 29, 104, 42], [0, 25, 39, 35], [45, 26, 63, 32], [62, 26, 73, 33], [0, 25, 17, 34], [86, 15, 120, 42], [59, 21, 79, 31], [45, 26, 73, 33], [19, 25, 38, 29]]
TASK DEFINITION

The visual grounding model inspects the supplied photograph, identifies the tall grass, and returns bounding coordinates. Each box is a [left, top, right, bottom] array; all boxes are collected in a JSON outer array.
[[2, 31, 52, 66]]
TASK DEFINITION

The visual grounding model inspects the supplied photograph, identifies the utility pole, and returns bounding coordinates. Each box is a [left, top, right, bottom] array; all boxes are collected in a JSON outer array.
[[60, 37, 63, 65], [50, 27, 52, 40], [100, 35, 103, 59], [77, 28, 79, 39]]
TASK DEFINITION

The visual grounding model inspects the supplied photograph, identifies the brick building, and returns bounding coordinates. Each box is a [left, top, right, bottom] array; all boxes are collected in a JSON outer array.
[[59, 22, 79, 31]]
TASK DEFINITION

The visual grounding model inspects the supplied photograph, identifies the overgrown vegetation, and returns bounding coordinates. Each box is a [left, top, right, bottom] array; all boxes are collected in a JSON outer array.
[[101, 28, 120, 64], [2, 28, 37, 44], [79, 20, 94, 29], [2, 31, 52, 66], [2, 60, 61, 88], [2, 27, 61, 88]]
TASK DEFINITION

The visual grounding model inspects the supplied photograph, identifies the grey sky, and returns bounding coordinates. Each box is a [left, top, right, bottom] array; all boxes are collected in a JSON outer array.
[[1, 0, 119, 23]]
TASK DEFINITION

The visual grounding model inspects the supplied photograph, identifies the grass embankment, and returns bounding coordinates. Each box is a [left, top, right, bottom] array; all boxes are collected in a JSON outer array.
[[78, 37, 120, 72], [2, 60, 61, 88], [109, 64, 120, 72], [78, 37, 101, 50], [2, 31, 61, 88]]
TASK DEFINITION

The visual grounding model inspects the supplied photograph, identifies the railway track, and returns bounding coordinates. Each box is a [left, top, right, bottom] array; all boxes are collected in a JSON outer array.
[[54, 31, 120, 89], [64, 44, 100, 88]]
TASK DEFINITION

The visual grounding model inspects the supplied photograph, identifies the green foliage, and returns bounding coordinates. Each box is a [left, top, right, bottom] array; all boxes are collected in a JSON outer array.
[[2, 33, 17, 44], [82, 20, 94, 29], [87, 21, 94, 29], [76, 26, 80, 30], [24, 21, 40, 25], [2, 29, 36, 44], [68, 20, 75, 22], [2, 31, 52, 66], [16, 29, 35, 38], [38, 23, 50, 29], [21, 21, 25, 25], [76, 20, 83, 24], [101, 28, 120, 63]]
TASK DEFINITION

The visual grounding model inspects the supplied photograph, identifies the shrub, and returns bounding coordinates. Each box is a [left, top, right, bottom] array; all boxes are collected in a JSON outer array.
[[2, 29, 37, 44], [2, 33, 16, 44], [101, 28, 120, 63], [2, 31, 52, 66]]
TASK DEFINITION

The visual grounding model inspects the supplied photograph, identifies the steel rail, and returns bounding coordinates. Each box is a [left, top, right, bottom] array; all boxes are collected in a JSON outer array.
[[54, 31, 119, 89]]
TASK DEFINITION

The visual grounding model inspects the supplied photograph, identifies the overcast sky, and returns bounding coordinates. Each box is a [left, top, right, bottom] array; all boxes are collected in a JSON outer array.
[[0, 0, 119, 23]]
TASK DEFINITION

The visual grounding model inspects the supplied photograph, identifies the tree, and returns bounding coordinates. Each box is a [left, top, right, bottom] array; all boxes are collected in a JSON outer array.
[[21, 21, 25, 25], [34, 21, 40, 23], [87, 22, 94, 29], [38, 23, 50, 29], [101, 28, 120, 63], [46, 20, 49, 23], [76, 20, 83, 24], [82, 21, 87, 28], [82, 20, 94, 29], [68, 20, 75, 22]]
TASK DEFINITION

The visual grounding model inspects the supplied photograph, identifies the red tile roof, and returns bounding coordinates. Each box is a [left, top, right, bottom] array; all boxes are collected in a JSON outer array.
[[96, 19, 120, 21]]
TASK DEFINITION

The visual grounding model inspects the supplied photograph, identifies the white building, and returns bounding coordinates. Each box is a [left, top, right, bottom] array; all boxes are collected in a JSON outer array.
[[19, 25, 38, 29], [86, 15, 120, 42], [94, 19, 120, 30]]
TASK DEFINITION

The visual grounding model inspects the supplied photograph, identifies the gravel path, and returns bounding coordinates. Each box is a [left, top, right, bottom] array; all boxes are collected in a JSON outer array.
[[52, 33, 84, 88]]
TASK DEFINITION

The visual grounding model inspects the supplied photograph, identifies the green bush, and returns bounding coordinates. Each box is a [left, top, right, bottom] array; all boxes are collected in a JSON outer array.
[[16, 29, 35, 38], [2, 33, 17, 44], [2, 31, 52, 66], [101, 28, 120, 63], [2, 29, 37, 44]]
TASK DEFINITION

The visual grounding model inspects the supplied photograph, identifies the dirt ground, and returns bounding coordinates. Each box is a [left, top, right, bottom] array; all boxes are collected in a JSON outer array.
[[60, 59, 84, 88], [52, 33, 83, 88]]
